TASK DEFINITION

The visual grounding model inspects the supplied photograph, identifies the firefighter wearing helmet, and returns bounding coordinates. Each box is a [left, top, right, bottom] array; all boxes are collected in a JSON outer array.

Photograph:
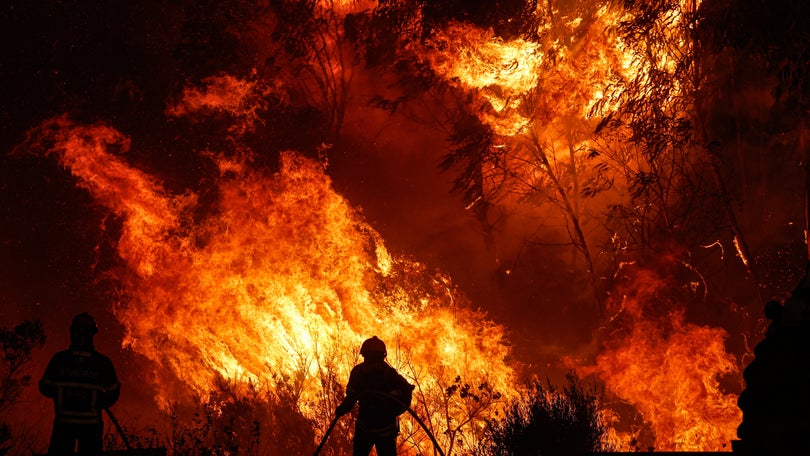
[[39, 313, 120, 455], [336, 336, 414, 456]]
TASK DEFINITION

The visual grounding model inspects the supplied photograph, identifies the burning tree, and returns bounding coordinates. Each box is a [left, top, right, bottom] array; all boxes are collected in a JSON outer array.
[[371, 0, 750, 450], [263, 0, 372, 139]]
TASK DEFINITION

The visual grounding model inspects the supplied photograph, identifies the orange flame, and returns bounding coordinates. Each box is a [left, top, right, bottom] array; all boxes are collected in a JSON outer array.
[[320, 0, 375, 15], [166, 73, 279, 135], [415, 4, 697, 137], [21, 0, 735, 451], [574, 267, 741, 451], [417, 2, 735, 450], [29, 115, 517, 453], [417, 21, 543, 136], [422, 22, 544, 96]]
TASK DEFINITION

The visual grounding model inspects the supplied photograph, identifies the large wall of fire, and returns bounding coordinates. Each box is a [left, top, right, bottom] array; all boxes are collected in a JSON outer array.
[[1, 0, 807, 453]]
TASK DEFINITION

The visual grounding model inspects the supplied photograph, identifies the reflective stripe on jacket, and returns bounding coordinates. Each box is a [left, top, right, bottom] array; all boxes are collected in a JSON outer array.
[[40, 349, 120, 424]]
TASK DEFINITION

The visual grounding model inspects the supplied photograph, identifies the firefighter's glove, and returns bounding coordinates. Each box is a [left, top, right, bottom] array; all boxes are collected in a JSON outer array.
[[335, 402, 353, 417]]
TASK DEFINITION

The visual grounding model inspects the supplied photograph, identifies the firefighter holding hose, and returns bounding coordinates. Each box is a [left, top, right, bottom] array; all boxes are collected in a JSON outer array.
[[39, 313, 120, 455], [335, 336, 414, 456]]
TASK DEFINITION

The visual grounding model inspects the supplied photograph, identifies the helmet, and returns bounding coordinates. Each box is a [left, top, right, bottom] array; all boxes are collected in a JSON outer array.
[[764, 300, 783, 321], [70, 312, 98, 335], [360, 336, 386, 356]]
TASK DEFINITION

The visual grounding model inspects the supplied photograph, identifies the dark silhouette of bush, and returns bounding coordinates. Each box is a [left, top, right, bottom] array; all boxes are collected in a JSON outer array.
[[101, 374, 351, 455], [0, 319, 45, 456], [477, 374, 613, 456]]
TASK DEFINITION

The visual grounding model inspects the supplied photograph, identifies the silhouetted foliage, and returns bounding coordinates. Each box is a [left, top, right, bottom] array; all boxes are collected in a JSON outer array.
[[441, 113, 497, 206], [599, 0, 701, 159], [0, 319, 45, 410], [268, 0, 320, 59], [103, 376, 332, 456], [174, 0, 269, 80], [264, 0, 359, 138], [699, 0, 809, 102], [0, 319, 45, 456], [438, 376, 503, 455], [586, 0, 742, 274], [477, 375, 613, 456]]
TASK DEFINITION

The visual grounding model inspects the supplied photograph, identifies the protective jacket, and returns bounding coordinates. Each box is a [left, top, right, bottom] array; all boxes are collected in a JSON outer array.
[[339, 360, 413, 436], [39, 347, 120, 425]]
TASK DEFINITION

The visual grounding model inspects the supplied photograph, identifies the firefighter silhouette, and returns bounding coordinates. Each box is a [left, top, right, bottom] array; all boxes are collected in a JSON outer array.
[[39, 313, 120, 455], [335, 336, 414, 456]]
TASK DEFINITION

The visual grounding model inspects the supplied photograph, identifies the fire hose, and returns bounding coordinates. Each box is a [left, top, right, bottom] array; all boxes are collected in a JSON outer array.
[[313, 391, 446, 456], [103, 408, 133, 452]]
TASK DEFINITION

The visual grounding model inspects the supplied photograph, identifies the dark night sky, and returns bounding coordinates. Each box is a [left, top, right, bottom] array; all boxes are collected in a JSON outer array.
[[1, 1, 180, 332]]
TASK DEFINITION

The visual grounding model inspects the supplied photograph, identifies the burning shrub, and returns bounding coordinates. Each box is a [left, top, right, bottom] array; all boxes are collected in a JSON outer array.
[[476, 374, 613, 456]]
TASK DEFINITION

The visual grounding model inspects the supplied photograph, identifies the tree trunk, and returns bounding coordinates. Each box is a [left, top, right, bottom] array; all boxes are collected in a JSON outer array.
[[529, 133, 602, 316]]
